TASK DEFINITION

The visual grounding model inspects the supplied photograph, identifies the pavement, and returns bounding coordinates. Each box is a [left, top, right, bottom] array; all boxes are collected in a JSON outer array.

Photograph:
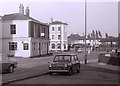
[[2, 52, 120, 85]]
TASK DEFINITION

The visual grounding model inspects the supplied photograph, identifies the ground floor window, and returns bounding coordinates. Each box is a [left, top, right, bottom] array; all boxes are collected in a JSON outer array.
[[9, 42, 17, 50], [23, 43, 29, 50], [57, 43, 61, 49], [51, 43, 55, 49]]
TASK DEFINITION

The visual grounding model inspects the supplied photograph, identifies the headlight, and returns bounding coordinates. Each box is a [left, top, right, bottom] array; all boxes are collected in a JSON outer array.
[[64, 64, 68, 67], [49, 64, 51, 67]]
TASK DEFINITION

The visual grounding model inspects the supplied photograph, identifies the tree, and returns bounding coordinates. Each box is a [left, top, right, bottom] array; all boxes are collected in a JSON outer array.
[[96, 30, 98, 38], [105, 33, 108, 38], [92, 30, 95, 38], [98, 30, 102, 38]]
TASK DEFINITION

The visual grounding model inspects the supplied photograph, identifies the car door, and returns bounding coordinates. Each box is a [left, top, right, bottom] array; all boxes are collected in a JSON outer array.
[[74, 55, 80, 70], [2, 55, 10, 71], [71, 55, 76, 71]]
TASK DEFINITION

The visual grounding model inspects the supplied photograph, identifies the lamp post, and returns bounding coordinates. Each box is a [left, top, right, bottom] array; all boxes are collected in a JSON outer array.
[[84, 0, 87, 64], [60, 21, 62, 53]]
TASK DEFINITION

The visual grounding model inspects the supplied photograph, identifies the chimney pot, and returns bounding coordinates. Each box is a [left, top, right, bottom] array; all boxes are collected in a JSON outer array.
[[25, 6, 30, 17], [19, 4, 24, 15]]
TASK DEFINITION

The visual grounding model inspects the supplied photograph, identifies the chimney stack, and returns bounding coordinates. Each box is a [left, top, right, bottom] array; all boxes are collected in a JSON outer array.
[[51, 18, 53, 23], [19, 4, 24, 15], [25, 6, 30, 17]]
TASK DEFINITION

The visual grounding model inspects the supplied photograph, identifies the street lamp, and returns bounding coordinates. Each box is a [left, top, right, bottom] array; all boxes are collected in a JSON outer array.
[[84, 0, 87, 64], [60, 21, 62, 53]]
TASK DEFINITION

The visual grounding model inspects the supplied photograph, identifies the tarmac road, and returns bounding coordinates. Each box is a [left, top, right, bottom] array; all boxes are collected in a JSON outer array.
[[2, 51, 119, 85], [9, 64, 119, 84]]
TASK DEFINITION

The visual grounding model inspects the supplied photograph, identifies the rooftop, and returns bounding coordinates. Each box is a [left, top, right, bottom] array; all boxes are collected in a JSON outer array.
[[100, 37, 118, 42], [2, 13, 49, 26], [50, 21, 68, 25]]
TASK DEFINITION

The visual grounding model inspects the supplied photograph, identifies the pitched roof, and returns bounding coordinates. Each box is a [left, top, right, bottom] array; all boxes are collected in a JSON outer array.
[[100, 37, 118, 42], [50, 21, 68, 25], [2, 13, 49, 26], [68, 34, 102, 41], [68, 34, 85, 40]]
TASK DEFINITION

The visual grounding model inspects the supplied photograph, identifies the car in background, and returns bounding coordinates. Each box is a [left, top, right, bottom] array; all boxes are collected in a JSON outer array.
[[77, 48, 82, 53], [0, 53, 17, 73], [48, 53, 81, 76]]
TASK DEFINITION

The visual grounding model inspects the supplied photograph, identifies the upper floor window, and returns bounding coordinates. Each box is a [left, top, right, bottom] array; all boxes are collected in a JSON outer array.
[[23, 43, 29, 50], [10, 24, 16, 34], [9, 42, 17, 51], [58, 27, 61, 31], [58, 35, 61, 40], [52, 35, 54, 40], [52, 27, 54, 31]]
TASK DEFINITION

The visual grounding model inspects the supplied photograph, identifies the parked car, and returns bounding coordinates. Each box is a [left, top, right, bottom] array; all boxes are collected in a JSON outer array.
[[48, 53, 81, 76], [0, 53, 17, 73], [77, 48, 82, 53]]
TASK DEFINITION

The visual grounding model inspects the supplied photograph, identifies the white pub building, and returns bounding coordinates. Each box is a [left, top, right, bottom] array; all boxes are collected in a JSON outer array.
[[1, 4, 49, 58], [49, 20, 68, 52]]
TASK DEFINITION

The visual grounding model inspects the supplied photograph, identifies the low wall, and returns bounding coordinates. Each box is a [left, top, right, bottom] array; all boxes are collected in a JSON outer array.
[[98, 53, 120, 66]]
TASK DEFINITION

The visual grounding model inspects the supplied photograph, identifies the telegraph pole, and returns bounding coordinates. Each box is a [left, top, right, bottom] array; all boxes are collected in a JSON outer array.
[[85, 0, 87, 64], [60, 21, 62, 53]]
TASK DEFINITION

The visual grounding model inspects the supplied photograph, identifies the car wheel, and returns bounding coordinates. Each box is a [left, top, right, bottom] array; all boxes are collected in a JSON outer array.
[[49, 72, 53, 75], [77, 65, 80, 73], [68, 68, 72, 76], [8, 65, 14, 73]]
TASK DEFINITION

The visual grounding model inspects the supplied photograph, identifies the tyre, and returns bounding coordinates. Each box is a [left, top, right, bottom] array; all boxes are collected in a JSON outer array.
[[68, 68, 72, 76], [49, 72, 53, 75], [8, 65, 14, 73], [77, 65, 80, 73]]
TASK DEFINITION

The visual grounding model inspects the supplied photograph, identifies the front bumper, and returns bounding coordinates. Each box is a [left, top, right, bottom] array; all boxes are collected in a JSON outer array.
[[49, 70, 69, 73]]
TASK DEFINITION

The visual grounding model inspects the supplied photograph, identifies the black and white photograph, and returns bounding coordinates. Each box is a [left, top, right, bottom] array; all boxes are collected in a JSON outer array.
[[0, 0, 120, 86]]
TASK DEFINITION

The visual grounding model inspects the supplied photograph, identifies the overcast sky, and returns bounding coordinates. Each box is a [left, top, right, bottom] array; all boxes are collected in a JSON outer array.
[[0, 0, 119, 37]]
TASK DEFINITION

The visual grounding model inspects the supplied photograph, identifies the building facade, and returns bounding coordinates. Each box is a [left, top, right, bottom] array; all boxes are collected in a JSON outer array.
[[49, 21, 68, 52], [1, 4, 49, 58]]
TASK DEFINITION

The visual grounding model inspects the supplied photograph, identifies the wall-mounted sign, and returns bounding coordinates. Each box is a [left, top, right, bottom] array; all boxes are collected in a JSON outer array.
[[41, 33, 45, 36]]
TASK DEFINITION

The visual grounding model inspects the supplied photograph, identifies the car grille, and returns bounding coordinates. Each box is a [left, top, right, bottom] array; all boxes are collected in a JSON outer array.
[[52, 67, 64, 70]]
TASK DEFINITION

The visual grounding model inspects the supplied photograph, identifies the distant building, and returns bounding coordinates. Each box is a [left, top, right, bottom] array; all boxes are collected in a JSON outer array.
[[67, 33, 101, 51], [1, 4, 49, 57], [100, 36, 118, 47], [49, 21, 68, 52], [68, 33, 118, 51]]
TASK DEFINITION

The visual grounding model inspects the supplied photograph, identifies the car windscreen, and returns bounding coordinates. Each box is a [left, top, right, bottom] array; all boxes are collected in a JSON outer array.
[[53, 55, 70, 62]]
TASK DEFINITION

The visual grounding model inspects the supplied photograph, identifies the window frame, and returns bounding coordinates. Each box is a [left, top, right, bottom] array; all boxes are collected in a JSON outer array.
[[52, 27, 55, 31], [58, 35, 61, 40], [58, 27, 61, 31], [23, 43, 29, 50], [52, 35, 54, 40], [51, 43, 55, 49], [9, 42, 17, 51], [10, 24, 16, 34], [57, 43, 61, 49]]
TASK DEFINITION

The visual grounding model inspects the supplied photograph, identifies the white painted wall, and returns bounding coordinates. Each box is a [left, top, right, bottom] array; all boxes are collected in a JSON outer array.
[[13, 20, 29, 37], [11, 38, 30, 58], [49, 24, 68, 51]]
